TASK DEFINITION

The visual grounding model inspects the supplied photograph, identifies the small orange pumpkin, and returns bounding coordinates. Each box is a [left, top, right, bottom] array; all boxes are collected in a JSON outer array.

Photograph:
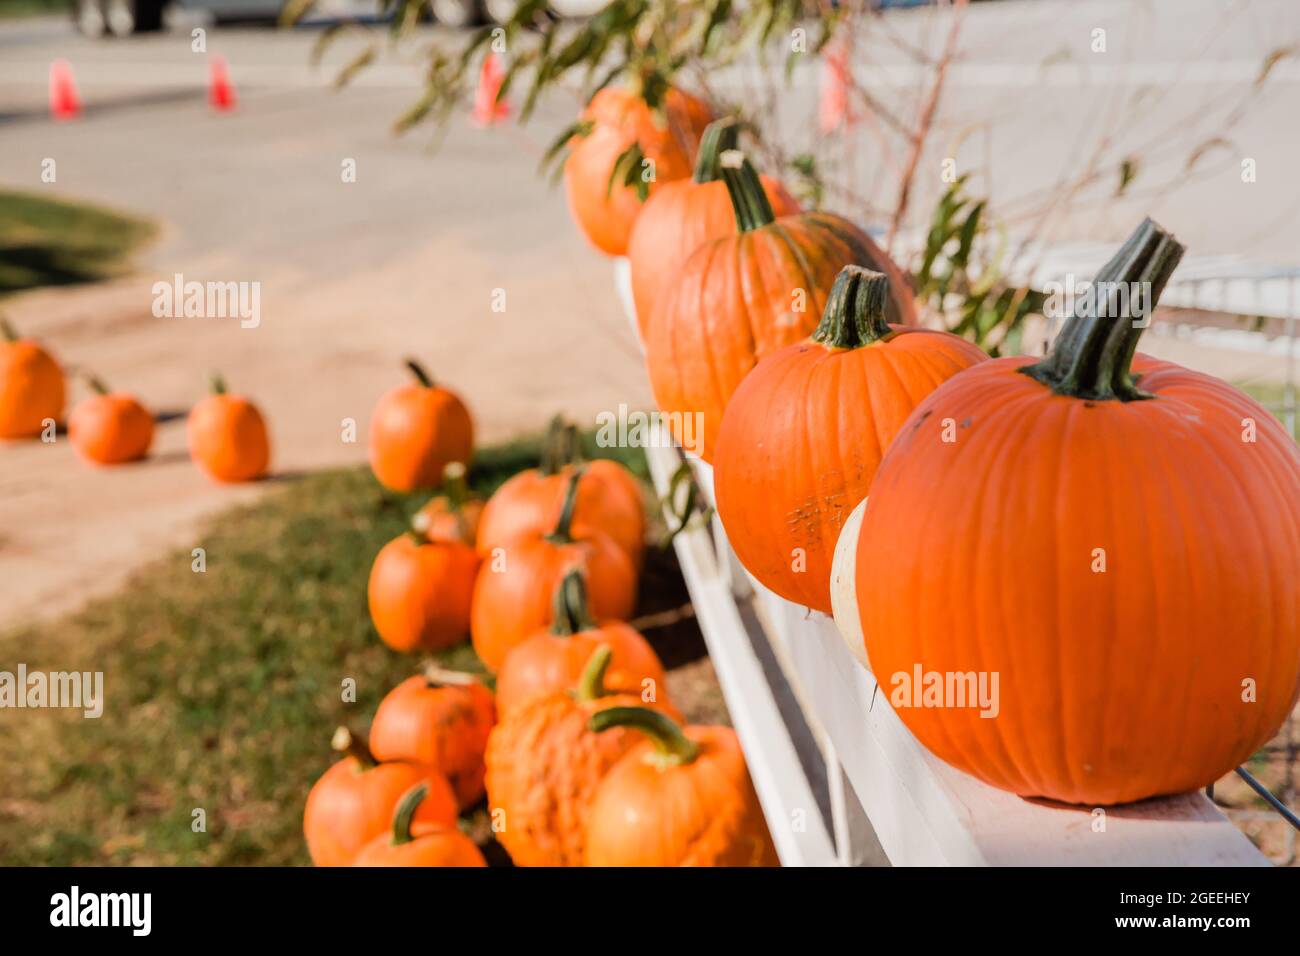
[[714, 267, 987, 612], [0, 317, 65, 439], [471, 468, 637, 671], [367, 522, 480, 654], [627, 117, 800, 335], [584, 707, 778, 867], [186, 372, 270, 482], [368, 359, 473, 493], [303, 727, 459, 867], [68, 374, 154, 465], [352, 782, 487, 867], [369, 668, 496, 808], [563, 83, 712, 257], [645, 151, 918, 462], [413, 461, 483, 546], [495, 567, 669, 717]]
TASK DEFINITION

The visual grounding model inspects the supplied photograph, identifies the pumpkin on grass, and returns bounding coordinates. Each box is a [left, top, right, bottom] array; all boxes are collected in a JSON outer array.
[[186, 372, 270, 482], [563, 82, 712, 256], [368, 520, 479, 653], [369, 667, 496, 808], [644, 151, 917, 462], [472, 468, 637, 671], [714, 267, 986, 612], [352, 782, 487, 868], [414, 461, 483, 546], [849, 218, 1300, 805], [303, 727, 458, 867], [627, 117, 800, 335], [0, 317, 64, 440], [68, 374, 154, 465], [369, 359, 473, 492], [495, 567, 669, 717], [584, 706, 777, 867], [485, 646, 678, 867]]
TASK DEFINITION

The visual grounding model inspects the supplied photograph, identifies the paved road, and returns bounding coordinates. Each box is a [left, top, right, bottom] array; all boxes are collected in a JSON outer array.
[[0, 1, 1297, 627]]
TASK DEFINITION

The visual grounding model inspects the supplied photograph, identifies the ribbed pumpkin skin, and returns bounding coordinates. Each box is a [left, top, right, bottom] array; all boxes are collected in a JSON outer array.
[[855, 353, 1300, 805], [69, 392, 155, 465], [187, 394, 270, 482], [367, 535, 479, 653], [645, 213, 916, 463], [368, 383, 473, 493], [627, 175, 801, 336], [583, 726, 778, 866], [0, 339, 64, 439], [714, 327, 987, 612], [563, 87, 712, 256]]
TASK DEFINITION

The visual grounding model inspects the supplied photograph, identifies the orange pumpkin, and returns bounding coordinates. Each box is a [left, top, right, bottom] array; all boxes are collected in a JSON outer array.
[[584, 707, 778, 866], [367, 524, 480, 654], [471, 468, 637, 671], [67, 375, 155, 465], [645, 151, 918, 462], [368, 360, 473, 492], [0, 317, 64, 439], [303, 727, 459, 867], [369, 668, 496, 808], [186, 372, 270, 482], [413, 461, 483, 546], [851, 219, 1300, 805], [352, 782, 487, 867], [563, 83, 712, 256], [495, 567, 668, 717], [477, 419, 646, 569], [627, 117, 800, 336], [714, 267, 987, 612], [485, 646, 678, 866]]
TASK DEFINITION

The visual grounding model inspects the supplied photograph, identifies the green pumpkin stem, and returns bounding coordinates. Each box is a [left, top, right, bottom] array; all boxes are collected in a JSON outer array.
[[719, 150, 775, 233], [811, 267, 894, 349], [1021, 218, 1185, 401], [539, 415, 569, 476], [210, 371, 228, 396], [575, 644, 613, 701], [331, 725, 376, 769], [390, 782, 427, 846], [86, 374, 111, 396], [587, 706, 700, 768], [404, 359, 435, 389], [422, 665, 478, 688], [551, 568, 597, 636], [546, 467, 585, 544], [441, 461, 469, 510], [693, 117, 742, 184]]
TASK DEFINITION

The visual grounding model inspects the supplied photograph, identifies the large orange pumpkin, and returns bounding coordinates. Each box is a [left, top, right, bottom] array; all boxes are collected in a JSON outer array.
[[714, 266, 986, 612], [584, 706, 778, 866], [368, 360, 473, 492], [68, 375, 154, 465], [352, 782, 487, 868], [627, 117, 800, 336], [644, 151, 917, 462], [485, 646, 677, 867], [563, 83, 712, 256], [471, 468, 638, 671], [186, 373, 270, 482], [303, 727, 459, 867], [495, 567, 669, 717], [367, 526, 479, 653], [413, 461, 483, 546], [369, 668, 496, 808], [850, 218, 1300, 805], [0, 318, 64, 439]]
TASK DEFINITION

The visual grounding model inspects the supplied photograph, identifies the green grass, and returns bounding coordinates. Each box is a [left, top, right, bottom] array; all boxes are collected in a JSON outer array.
[[0, 433, 703, 865], [0, 190, 156, 297], [0, 1, 69, 19], [1235, 380, 1299, 440]]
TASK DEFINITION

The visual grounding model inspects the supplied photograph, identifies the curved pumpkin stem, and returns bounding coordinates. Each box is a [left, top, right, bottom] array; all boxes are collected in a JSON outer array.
[[331, 725, 376, 769], [209, 371, 228, 396], [588, 706, 700, 768], [692, 117, 741, 184], [575, 644, 613, 702], [811, 267, 894, 349], [719, 150, 775, 233], [85, 373, 111, 396], [551, 568, 597, 636], [404, 358, 435, 389], [539, 415, 570, 476], [546, 467, 585, 544], [390, 782, 427, 846], [1021, 218, 1185, 401]]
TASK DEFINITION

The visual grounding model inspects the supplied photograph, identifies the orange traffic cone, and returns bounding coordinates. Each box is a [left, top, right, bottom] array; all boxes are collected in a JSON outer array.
[[209, 55, 237, 112], [49, 60, 82, 121], [471, 53, 510, 127]]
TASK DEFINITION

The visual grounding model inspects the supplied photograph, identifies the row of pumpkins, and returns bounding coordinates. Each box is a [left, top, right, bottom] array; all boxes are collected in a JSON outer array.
[[562, 83, 1300, 807]]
